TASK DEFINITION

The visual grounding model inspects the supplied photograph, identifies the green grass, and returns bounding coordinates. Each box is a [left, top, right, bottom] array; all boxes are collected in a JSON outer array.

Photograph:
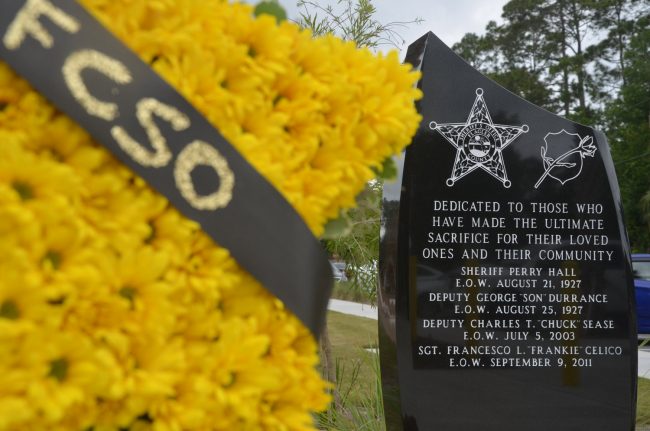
[[331, 281, 374, 305], [323, 311, 650, 429], [326, 311, 378, 402], [639, 378, 650, 426], [317, 311, 382, 430]]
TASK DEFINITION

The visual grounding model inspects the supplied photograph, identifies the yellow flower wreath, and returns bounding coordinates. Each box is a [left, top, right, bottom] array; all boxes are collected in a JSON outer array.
[[0, 1, 421, 429]]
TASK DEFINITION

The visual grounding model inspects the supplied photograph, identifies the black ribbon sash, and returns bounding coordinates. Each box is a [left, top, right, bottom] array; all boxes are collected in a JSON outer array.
[[0, 0, 332, 336]]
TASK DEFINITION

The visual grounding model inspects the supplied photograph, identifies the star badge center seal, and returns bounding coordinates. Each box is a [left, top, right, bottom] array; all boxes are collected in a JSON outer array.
[[430, 88, 528, 188]]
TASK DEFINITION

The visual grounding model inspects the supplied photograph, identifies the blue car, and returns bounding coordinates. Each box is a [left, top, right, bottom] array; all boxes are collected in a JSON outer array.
[[634, 254, 650, 336]]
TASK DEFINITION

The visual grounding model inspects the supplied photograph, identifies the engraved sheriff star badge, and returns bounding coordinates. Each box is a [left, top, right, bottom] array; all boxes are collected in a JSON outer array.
[[429, 88, 528, 188]]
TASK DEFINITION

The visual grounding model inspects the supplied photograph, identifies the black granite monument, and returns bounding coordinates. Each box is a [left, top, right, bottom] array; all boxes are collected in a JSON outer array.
[[379, 32, 637, 431]]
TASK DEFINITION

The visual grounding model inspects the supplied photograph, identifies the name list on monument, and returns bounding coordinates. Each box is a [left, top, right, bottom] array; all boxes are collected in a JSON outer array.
[[417, 198, 620, 369]]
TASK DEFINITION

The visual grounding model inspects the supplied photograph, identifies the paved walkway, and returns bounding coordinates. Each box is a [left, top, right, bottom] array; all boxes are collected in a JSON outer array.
[[328, 298, 377, 320], [639, 349, 650, 379], [328, 299, 650, 378]]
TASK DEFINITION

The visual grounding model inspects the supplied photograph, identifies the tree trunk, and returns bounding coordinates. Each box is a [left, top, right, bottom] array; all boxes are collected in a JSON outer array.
[[615, 1, 627, 87], [569, 0, 587, 115], [558, 2, 572, 116]]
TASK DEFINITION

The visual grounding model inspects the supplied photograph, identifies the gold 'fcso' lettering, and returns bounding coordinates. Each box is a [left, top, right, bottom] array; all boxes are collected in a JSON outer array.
[[2, 0, 235, 212], [3, 0, 79, 50], [111, 98, 190, 167], [63, 49, 132, 121], [175, 141, 234, 210]]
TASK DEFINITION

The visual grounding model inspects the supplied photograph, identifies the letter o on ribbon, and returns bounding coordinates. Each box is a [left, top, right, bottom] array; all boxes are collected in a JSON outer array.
[[174, 140, 234, 211]]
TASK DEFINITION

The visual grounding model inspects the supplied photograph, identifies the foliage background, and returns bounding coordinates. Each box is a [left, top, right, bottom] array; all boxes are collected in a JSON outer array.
[[453, 0, 650, 251]]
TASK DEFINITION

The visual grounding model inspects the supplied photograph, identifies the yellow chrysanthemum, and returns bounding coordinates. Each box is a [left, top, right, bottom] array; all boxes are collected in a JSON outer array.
[[0, 0, 421, 430]]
